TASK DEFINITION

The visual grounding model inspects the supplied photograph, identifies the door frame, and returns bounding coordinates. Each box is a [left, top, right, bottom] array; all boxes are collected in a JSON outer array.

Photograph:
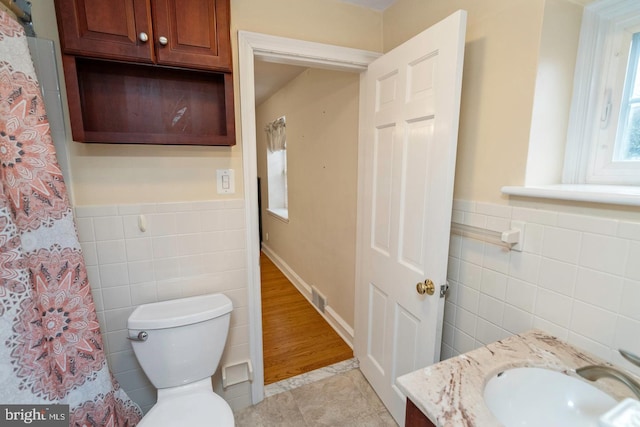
[[238, 31, 380, 403]]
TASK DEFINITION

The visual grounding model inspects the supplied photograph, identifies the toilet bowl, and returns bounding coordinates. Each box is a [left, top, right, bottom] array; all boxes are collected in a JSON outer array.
[[127, 293, 234, 427]]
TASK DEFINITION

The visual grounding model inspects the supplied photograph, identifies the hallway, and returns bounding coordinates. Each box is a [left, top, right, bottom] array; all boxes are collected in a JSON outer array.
[[261, 252, 353, 384]]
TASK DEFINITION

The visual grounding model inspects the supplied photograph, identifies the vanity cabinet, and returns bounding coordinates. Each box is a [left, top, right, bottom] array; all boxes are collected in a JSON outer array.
[[54, 0, 235, 146], [406, 399, 436, 427]]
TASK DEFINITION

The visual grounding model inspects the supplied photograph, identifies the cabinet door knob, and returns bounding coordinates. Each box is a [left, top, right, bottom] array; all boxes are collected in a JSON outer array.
[[158, 36, 168, 46], [138, 32, 149, 42]]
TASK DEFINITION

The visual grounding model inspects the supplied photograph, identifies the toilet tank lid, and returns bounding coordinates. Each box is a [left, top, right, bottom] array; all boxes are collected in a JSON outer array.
[[127, 293, 233, 330]]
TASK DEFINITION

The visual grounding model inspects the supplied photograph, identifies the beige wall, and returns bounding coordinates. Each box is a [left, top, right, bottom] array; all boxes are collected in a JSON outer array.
[[257, 68, 360, 325], [382, 0, 640, 222], [32, 0, 382, 206], [384, 0, 545, 205]]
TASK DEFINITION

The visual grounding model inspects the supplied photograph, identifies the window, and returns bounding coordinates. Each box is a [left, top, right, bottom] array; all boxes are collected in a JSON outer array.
[[265, 116, 288, 221], [614, 32, 640, 162], [565, 0, 640, 185]]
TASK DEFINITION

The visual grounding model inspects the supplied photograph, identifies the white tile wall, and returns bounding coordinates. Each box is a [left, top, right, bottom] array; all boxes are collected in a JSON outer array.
[[75, 199, 251, 413], [444, 200, 640, 377]]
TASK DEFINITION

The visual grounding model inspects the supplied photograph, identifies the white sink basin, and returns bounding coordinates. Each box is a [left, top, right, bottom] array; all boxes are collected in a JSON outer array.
[[484, 367, 618, 426]]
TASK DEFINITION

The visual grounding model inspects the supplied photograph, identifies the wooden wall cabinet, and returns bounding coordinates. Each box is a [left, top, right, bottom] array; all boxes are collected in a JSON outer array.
[[55, 0, 235, 146]]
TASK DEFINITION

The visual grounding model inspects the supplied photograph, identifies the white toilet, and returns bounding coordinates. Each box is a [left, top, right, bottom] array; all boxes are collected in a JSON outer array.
[[127, 293, 235, 427]]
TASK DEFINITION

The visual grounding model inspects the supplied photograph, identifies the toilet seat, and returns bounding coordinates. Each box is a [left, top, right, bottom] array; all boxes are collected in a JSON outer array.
[[138, 388, 234, 427]]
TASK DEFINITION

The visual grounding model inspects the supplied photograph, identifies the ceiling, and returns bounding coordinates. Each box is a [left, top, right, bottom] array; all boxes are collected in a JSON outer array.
[[254, 60, 307, 106]]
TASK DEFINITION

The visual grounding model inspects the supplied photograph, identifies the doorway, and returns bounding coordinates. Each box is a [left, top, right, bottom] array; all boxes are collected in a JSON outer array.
[[239, 31, 380, 403], [254, 61, 359, 384]]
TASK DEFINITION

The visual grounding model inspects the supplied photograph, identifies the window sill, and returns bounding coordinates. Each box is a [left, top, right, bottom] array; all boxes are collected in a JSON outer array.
[[501, 184, 640, 207], [267, 208, 289, 223]]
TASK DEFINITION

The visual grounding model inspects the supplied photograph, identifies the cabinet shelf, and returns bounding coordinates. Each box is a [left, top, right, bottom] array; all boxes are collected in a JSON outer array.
[[64, 57, 235, 145]]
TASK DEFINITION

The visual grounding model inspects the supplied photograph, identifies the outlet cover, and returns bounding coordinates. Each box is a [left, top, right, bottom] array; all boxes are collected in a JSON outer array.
[[217, 169, 235, 194]]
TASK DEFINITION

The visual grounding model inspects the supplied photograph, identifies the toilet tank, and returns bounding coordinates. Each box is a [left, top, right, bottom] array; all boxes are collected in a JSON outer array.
[[127, 293, 233, 389]]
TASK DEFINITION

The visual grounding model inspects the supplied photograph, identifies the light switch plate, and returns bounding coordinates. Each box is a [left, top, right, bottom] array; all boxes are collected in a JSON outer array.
[[217, 169, 235, 194]]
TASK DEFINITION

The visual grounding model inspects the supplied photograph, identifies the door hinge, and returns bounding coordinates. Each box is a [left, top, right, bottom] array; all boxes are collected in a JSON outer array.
[[440, 282, 449, 298]]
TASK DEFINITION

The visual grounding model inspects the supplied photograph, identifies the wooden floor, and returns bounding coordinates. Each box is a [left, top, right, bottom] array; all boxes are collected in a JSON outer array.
[[261, 252, 353, 385]]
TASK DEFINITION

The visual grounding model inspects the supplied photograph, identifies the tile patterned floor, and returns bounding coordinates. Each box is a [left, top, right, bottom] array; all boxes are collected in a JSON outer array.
[[234, 367, 398, 427]]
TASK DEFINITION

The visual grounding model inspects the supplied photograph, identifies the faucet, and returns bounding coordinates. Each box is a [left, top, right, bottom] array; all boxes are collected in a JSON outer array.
[[576, 349, 640, 400]]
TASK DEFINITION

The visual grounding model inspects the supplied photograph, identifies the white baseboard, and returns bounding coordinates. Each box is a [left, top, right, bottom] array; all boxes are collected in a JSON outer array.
[[261, 244, 354, 348]]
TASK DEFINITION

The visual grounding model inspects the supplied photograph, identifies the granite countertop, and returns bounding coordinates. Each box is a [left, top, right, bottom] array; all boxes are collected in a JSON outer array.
[[396, 329, 636, 427]]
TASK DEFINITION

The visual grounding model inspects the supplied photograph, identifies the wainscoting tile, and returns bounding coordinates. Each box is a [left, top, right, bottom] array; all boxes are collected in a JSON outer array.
[[176, 233, 204, 256], [102, 285, 132, 310], [538, 258, 576, 296], [93, 216, 125, 241], [508, 251, 541, 284], [619, 220, 640, 241], [505, 278, 536, 312], [542, 226, 581, 264], [570, 301, 617, 347], [574, 267, 623, 312], [625, 241, 640, 281], [151, 236, 178, 259], [81, 242, 98, 266], [579, 233, 629, 275], [147, 213, 177, 236], [557, 213, 619, 236], [129, 281, 158, 306], [99, 263, 129, 288], [122, 215, 147, 239], [620, 279, 640, 321], [125, 238, 153, 262], [176, 211, 202, 234], [104, 307, 133, 332], [534, 288, 573, 328], [75, 217, 94, 242], [459, 260, 482, 290], [97, 240, 127, 264], [108, 350, 140, 375]]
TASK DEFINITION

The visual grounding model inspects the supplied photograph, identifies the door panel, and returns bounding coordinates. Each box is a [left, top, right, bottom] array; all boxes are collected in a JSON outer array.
[[367, 284, 388, 374], [152, 0, 232, 71], [372, 127, 395, 254], [355, 10, 467, 425], [399, 119, 433, 272], [55, 0, 154, 62]]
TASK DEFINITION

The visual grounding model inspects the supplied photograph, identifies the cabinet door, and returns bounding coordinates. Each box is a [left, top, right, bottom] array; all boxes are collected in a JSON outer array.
[[55, 0, 155, 63], [151, 0, 231, 72]]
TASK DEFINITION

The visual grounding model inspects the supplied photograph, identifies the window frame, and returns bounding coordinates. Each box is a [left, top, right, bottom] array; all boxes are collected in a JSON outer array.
[[265, 116, 289, 222], [564, 0, 640, 185]]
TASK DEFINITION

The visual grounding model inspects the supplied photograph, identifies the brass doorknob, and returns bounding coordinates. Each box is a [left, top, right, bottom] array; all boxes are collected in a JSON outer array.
[[416, 279, 435, 296]]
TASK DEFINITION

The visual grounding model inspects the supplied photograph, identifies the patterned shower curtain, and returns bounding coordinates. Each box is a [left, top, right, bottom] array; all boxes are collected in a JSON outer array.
[[0, 11, 142, 426]]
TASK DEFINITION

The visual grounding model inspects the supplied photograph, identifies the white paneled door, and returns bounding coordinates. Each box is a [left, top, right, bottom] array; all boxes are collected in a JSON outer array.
[[355, 11, 467, 425]]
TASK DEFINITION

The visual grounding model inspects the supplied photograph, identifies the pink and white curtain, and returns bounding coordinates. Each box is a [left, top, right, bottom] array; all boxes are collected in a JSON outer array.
[[0, 11, 142, 426]]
